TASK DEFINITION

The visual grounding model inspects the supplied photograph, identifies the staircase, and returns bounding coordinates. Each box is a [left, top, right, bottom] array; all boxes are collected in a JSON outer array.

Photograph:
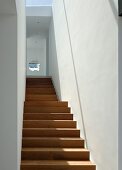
[[21, 77, 96, 170]]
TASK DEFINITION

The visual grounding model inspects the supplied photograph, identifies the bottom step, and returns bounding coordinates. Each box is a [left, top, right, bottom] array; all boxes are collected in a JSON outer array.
[[21, 160, 96, 170]]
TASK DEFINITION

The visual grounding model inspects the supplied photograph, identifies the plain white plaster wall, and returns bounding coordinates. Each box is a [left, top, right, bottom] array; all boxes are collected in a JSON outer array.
[[49, 0, 118, 170], [27, 36, 46, 76], [0, 14, 17, 170], [0, 1, 26, 169], [49, 17, 84, 137], [46, 36, 49, 75], [119, 17, 122, 170], [16, 0, 26, 169]]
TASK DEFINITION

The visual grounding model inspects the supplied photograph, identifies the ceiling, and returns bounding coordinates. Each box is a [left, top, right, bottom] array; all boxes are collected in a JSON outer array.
[[26, 16, 51, 38], [0, 0, 16, 14], [26, 0, 53, 6]]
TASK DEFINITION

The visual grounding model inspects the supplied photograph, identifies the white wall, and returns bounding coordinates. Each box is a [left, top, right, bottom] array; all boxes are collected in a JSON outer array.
[[119, 17, 122, 170], [0, 0, 26, 170], [27, 36, 46, 76], [46, 36, 49, 75], [49, 17, 84, 135], [16, 0, 26, 170], [49, 0, 118, 170], [0, 14, 17, 170]]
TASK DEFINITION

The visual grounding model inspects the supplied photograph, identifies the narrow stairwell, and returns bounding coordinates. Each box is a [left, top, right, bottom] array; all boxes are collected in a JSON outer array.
[[21, 77, 96, 170]]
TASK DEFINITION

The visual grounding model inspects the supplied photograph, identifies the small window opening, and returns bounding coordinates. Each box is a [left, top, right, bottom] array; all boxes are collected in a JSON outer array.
[[29, 62, 40, 72]]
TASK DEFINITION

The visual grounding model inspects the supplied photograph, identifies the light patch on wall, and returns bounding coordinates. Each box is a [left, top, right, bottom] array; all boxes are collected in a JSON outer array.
[[29, 62, 40, 72]]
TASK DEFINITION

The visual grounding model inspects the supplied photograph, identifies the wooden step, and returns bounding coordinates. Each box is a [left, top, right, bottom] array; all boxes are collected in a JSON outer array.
[[26, 84, 54, 88], [23, 128, 80, 137], [26, 84, 54, 89], [26, 78, 52, 84], [23, 120, 76, 128], [26, 83, 53, 88], [26, 78, 53, 86], [24, 106, 70, 113], [22, 137, 84, 148], [22, 148, 89, 161], [26, 95, 58, 101], [26, 88, 56, 94], [24, 101, 68, 107], [24, 113, 73, 120], [21, 160, 96, 170], [26, 81, 53, 86]]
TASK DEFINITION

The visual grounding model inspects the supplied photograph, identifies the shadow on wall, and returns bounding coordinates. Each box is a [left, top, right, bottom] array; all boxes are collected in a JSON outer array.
[[49, 18, 62, 100], [108, 0, 118, 23]]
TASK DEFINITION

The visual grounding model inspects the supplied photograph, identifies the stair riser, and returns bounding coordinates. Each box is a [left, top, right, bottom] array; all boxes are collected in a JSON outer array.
[[26, 95, 57, 101], [26, 88, 55, 95], [23, 121, 76, 128], [24, 107, 70, 113], [24, 114, 73, 120], [26, 81, 53, 85], [26, 78, 52, 83], [23, 129, 80, 137], [22, 151, 89, 161], [21, 165, 96, 170], [24, 101, 68, 107], [26, 83, 53, 87], [22, 139, 84, 148]]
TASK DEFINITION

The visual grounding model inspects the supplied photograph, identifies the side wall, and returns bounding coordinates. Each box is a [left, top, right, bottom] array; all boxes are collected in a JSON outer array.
[[0, 1, 26, 170], [0, 14, 18, 170], [119, 17, 122, 170], [16, 0, 26, 169], [49, 0, 118, 170]]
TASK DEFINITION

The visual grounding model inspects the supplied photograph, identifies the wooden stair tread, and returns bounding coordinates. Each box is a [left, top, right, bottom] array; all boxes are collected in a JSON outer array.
[[24, 101, 68, 107], [26, 94, 57, 97], [24, 106, 71, 113], [24, 113, 71, 114], [26, 95, 58, 101], [26, 94, 57, 98], [23, 120, 75, 121], [23, 128, 78, 130], [26, 85, 54, 87], [22, 148, 88, 152], [26, 88, 55, 90], [23, 120, 76, 128], [23, 113, 73, 120], [21, 160, 95, 165], [22, 137, 83, 140], [26, 88, 56, 95], [23, 128, 80, 137], [22, 137, 84, 148]]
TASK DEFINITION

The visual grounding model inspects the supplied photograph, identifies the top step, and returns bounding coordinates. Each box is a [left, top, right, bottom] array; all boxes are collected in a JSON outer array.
[[26, 78, 52, 83]]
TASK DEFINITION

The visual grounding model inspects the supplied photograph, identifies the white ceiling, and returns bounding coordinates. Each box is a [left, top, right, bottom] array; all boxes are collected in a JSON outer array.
[[0, 0, 16, 14], [26, 16, 51, 38], [26, 0, 53, 6]]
